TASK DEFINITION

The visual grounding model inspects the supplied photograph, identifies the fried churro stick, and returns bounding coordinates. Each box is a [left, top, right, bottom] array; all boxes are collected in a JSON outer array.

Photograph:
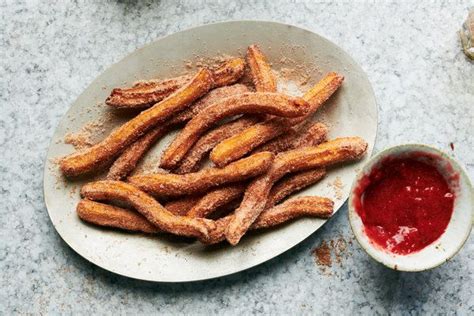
[[211, 58, 247, 87], [80, 181, 215, 239], [225, 137, 368, 245], [106, 85, 249, 180], [169, 84, 249, 125], [266, 169, 327, 208], [164, 196, 200, 216], [159, 93, 309, 169], [60, 69, 214, 177], [203, 196, 334, 244], [128, 152, 274, 197], [247, 44, 277, 92], [106, 125, 172, 180], [106, 76, 191, 109], [76, 197, 333, 242], [210, 72, 344, 167], [185, 183, 246, 218], [106, 58, 246, 109], [77, 199, 160, 234], [173, 116, 260, 174], [253, 122, 328, 154], [184, 123, 329, 219]]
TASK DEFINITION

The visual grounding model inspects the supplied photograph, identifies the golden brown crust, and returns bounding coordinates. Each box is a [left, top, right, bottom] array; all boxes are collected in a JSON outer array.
[[225, 137, 368, 245], [60, 69, 215, 177], [76, 196, 333, 243], [252, 128, 299, 154], [253, 122, 328, 154], [247, 44, 277, 92], [128, 152, 274, 197], [80, 180, 214, 239], [251, 196, 333, 229], [202, 196, 334, 244], [164, 196, 200, 216], [168, 84, 249, 125], [209, 119, 285, 167], [211, 58, 246, 87], [106, 75, 191, 109], [173, 116, 260, 174], [105, 58, 245, 109], [106, 125, 172, 180], [159, 93, 309, 169], [185, 183, 246, 218], [106, 85, 249, 180], [209, 73, 344, 166], [181, 123, 329, 219], [266, 169, 326, 207], [77, 199, 160, 234]]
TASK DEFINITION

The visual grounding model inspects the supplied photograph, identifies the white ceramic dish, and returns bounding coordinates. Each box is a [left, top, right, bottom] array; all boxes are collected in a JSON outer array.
[[348, 144, 473, 272], [43, 21, 377, 282]]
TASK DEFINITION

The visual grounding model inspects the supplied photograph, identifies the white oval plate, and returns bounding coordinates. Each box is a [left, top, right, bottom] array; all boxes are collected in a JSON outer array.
[[43, 21, 377, 282]]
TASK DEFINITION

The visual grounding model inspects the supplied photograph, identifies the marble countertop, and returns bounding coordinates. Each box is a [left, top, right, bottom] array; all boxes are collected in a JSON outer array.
[[1, 1, 473, 314]]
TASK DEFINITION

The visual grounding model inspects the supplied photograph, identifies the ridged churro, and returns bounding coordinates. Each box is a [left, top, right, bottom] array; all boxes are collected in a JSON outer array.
[[106, 58, 245, 109], [211, 58, 246, 87], [164, 196, 200, 216], [225, 137, 368, 245], [266, 169, 327, 207], [247, 44, 277, 92], [60, 69, 214, 177], [185, 183, 246, 218], [128, 152, 274, 197], [80, 180, 215, 239], [170, 84, 249, 125], [253, 122, 328, 154], [180, 123, 329, 218], [77, 199, 160, 233], [159, 93, 309, 169], [106, 125, 172, 181], [76, 196, 333, 243], [203, 196, 334, 244], [210, 72, 344, 167], [174, 169, 327, 220], [173, 116, 260, 174], [106, 84, 249, 180]]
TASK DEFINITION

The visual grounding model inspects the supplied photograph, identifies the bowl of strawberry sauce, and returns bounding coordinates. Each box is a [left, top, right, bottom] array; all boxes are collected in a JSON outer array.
[[349, 144, 473, 271]]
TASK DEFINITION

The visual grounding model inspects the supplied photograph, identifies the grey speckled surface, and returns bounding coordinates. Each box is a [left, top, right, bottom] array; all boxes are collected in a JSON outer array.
[[1, 0, 473, 314]]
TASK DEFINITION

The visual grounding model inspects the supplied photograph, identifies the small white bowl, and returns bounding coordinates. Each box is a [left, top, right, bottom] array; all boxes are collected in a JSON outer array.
[[348, 144, 473, 271]]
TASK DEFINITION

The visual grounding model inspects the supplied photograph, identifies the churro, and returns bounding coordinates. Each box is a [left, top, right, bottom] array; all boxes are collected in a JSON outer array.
[[106, 58, 245, 109], [106, 84, 249, 180], [180, 123, 329, 218], [173, 116, 260, 174], [253, 122, 328, 154], [185, 183, 246, 218], [203, 196, 334, 244], [225, 137, 368, 245], [168, 84, 249, 125], [128, 152, 274, 197], [247, 44, 277, 92], [266, 169, 327, 207], [60, 69, 214, 177], [77, 199, 160, 234], [164, 196, 200, 216], [76, 196, 333, 243], [106, 75, 190, 110], [159, 93, 309, 169], [211, 58, 246, 87], [210, 72, 343, 167], [106, 125, 172, 180], [80, 180, 215, 239]]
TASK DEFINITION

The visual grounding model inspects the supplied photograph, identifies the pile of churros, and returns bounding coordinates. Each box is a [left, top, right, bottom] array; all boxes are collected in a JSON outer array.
[[60, 44, 368, 246]]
